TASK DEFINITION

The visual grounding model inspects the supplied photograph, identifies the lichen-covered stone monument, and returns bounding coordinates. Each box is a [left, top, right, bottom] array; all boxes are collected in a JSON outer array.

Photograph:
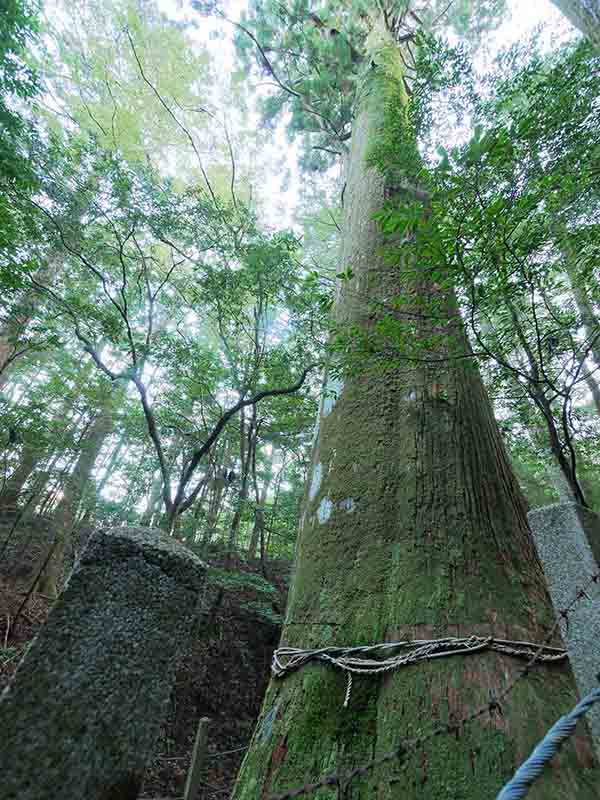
[[528, 502, 600, 754], [0, 525, 206, 800]]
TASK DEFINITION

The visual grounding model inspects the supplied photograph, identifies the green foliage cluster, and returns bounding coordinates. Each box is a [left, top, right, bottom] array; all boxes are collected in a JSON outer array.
[[204, 566, 283, 626], [430, 39, 600, 503], [0, 0, 40, 280], [0, 0, 38, 156]]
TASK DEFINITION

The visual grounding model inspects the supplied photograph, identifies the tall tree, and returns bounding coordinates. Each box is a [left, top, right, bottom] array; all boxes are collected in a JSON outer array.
[[550, 0, 600, 48], [224, 3, 598, 798]]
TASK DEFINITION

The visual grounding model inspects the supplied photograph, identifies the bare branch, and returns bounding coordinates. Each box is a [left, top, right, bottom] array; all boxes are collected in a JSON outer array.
[[132, 374, 173, 513], [175, 364, 316, 514], [125, 27, 218, 206]]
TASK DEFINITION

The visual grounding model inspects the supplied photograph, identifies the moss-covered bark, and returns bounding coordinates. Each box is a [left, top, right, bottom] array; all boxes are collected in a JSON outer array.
[[232, 21, 598, 800]]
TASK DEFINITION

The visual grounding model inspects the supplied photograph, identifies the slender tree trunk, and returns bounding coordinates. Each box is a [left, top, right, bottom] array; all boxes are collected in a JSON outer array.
[[263, 454, 287, 557], [573, 282, 600, 365], [38, 487, 57, 517], [25, 448, 62, 517], [248, 443, 273, 559], [585, 370, 600, 415], [140, 468, 164, 527], [36, 396, 115, 597], [35, 407, 98, 517], [233, 28, 597, 800], [550, 0, 600, 48], [96, 434, 126, 494], [77, 506, 94, 530], [30, 378, 97, 515], [228, 406, 256, 550], [0, 253, 67, 391], [119, 453, 147, 521], [33, 439, 80, 517], [201, 478, 227, 546], [75, 477, 98, 527], [248, 476, 270, 560], [562, 236, 600, 366], [191, 478, 210, 533], [0, 442, 40, 511], [0, 181, 105, 391], [560, 239, 600, 415], [533, 386, 586, 505], [142, 441, 183, 529], [198, 440, 232, 546]]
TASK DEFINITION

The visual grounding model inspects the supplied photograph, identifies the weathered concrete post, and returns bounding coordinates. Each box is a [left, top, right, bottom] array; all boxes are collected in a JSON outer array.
[[528, 503, 600, 752], [0, 526, 206, 800]]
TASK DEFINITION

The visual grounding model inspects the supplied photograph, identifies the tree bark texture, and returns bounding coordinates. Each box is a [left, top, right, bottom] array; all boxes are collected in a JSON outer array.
[[232, 34, 598, 800]]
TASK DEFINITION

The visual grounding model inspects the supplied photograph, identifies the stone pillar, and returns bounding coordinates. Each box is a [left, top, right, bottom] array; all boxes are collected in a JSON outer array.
[[0, 526, 206, 800], [528, 503, 600, 752]]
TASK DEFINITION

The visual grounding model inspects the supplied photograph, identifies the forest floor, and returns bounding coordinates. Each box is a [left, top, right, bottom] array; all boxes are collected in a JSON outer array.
[[0, 522, 289, 800]]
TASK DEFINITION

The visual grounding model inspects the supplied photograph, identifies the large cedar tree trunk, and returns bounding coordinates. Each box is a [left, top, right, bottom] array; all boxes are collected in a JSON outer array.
[[232, 30, 598, 800], [228, 406, 257, 550], [550, 0, 600, 47]]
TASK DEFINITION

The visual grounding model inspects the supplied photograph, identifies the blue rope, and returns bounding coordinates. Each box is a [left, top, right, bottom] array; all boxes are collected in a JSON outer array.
[[496, 687, 600, 799]]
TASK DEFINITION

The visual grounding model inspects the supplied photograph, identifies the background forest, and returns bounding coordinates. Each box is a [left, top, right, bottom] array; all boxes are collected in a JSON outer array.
[[1, 0, 600, 798], [2, 0, 599, 585]]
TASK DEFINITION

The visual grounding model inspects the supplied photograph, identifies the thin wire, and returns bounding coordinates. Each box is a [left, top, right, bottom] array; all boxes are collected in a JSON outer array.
[[208, 745, 249, 759]]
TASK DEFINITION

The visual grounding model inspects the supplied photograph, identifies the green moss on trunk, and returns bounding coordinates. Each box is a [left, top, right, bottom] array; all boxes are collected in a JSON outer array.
[[232, 19, 598, 800]]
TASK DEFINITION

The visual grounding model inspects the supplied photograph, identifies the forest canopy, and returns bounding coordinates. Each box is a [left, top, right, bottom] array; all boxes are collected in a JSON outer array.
[[1, 2, 600, 799], [0, 0, 599, 585]]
